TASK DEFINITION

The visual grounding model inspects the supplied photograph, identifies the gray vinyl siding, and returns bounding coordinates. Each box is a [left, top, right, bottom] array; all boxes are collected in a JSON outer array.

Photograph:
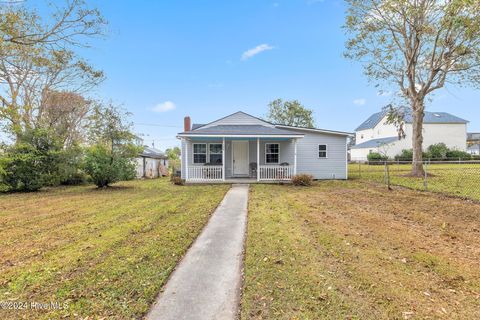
[[290, 129, 347, 180], [180, 130, 348, 180]]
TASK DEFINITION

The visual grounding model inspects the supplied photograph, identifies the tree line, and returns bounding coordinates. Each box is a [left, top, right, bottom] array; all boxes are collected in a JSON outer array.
[[0, 1, 139, 191]]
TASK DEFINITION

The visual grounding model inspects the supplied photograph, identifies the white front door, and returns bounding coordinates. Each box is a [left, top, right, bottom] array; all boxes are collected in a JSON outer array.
[[232, 141, 249, 176]]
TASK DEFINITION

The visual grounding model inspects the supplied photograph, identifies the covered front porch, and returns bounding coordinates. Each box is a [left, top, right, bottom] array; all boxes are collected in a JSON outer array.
[[180, 137, 301, 183]]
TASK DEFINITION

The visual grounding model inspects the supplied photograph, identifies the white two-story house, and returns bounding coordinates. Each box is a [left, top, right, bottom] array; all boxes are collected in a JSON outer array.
[[351, 109, 468, 161]]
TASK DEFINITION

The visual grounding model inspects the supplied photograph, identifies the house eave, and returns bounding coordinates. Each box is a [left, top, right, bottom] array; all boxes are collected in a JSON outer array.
[[274, 125, 353, 137], [177, 134, 304, 139]]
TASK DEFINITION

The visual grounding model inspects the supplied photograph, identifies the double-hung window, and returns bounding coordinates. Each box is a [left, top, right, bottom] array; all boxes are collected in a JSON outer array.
[[209, 144, 223, 164], [193, 144, 207, 164], [319, 144, 327, 158], [265, 143, 279, 164]]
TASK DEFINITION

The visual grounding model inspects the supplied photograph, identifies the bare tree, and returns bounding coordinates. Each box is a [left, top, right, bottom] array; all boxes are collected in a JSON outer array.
[[0, 0, 106, 47], [0, 0, 106, 139], [344, 0, 480, 175], [39, 90, 92, 148]]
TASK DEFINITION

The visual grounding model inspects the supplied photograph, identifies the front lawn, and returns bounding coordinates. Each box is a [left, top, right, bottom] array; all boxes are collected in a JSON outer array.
[[0, 179, 229, 319], [242, 181, 480, 319]]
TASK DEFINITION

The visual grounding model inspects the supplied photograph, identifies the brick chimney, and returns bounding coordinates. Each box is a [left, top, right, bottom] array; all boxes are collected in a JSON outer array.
[[184, 116, 191, 132]]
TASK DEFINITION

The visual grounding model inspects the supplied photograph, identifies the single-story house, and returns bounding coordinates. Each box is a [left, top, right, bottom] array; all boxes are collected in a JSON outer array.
[[136, 147, 169, 178], [177, 111, 351, 183]]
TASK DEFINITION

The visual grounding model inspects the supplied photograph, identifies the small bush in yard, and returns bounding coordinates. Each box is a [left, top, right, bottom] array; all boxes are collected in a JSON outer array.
[[367, 152, 388, 162], [446, 150, 472, 160], [171, 176, 185, 185], [291, 174, 313, 186], [83, 144, 137, 188]]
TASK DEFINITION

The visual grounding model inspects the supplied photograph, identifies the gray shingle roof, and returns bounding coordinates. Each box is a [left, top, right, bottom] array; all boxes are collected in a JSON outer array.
[[355, 111, 387, 131], [179, 125, 303, 136], [468, 133, 480, 141], [191, 123, 205, 130], [351, 136, 399, 149], [406, 112, 468, 124], [356, 110, 468, 131]]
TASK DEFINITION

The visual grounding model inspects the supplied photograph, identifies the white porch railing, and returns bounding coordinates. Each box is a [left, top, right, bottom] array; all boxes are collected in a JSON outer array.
[[188, 166, 223, 181], [259, 165, 294, 181]]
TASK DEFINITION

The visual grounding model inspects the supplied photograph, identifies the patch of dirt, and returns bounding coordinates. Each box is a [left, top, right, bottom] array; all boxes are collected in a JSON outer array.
[[290, 181, 480, 318]]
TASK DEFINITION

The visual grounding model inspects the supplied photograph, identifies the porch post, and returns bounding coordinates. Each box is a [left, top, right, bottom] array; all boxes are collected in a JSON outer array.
[[184, 139, 188, 181], [294, 138, 297, 176], [257, 138, 260, 181], [222, 137, 225, 181]]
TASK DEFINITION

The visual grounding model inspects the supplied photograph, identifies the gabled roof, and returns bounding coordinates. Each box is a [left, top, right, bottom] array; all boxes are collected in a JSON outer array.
[[178, 125, 303, 137], [356, 109, 469, 131], [191, 111, 274, 131], [406, 111, 468, 124], [178, 111, 351, 138], [355, 110, 387, 131], [351, 136, 399, 149]]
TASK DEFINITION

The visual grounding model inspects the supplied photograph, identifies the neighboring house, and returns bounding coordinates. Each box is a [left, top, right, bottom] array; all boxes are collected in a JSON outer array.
[[351, 108, 468, 161], [176, 111, 351, 182], [467, 132, 480, 146], [136, 147, 169, 179], [467, 144, 480, 155]]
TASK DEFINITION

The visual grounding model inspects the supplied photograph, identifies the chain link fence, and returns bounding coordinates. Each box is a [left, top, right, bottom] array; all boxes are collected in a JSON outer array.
[[349, 160, 480, 201]]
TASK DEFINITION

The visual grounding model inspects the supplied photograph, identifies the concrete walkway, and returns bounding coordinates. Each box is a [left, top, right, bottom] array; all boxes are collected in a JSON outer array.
[[146, 184, 249, 320]]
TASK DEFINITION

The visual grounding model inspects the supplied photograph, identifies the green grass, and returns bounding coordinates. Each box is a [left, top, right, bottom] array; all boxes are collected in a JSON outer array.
[[242, 181, 480, 319], [348, 162, 480, 200], [0, 179, 229, 319]]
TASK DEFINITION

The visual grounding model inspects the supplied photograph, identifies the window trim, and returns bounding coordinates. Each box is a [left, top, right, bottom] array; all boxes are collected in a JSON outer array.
[[318, 144, 328, 159], [193, 143, 207, 164], [265, 143, 280, 164], [209, 143, 223, 165]]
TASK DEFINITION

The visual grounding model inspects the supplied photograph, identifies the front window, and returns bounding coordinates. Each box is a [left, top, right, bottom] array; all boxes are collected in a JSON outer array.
[[265, 143, 279, 164], [319, 144, 327, 158], [209, 144, 223, 164], [193, 144, 207, 164]]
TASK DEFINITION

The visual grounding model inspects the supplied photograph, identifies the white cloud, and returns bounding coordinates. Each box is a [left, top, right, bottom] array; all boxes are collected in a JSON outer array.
[[241, 44, 275, 61], [353, 98, 367, 106], [152, 101, 176, 113]]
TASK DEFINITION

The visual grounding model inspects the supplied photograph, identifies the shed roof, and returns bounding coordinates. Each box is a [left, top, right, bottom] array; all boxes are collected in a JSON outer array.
[[139, 147, 167, 159]]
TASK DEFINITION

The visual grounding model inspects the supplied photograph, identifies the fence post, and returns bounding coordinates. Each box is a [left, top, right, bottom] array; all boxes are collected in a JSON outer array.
[[358, 162, 361, 178], [385, 161, 391, 190], [423, 161, 428, 191]]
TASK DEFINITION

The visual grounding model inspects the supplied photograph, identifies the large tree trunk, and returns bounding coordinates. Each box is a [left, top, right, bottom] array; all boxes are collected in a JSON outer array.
[[411, 98, 425, 176]]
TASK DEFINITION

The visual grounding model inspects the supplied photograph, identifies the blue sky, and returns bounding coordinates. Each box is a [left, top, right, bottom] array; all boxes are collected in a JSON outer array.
[[79, 0, 479, 150]]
